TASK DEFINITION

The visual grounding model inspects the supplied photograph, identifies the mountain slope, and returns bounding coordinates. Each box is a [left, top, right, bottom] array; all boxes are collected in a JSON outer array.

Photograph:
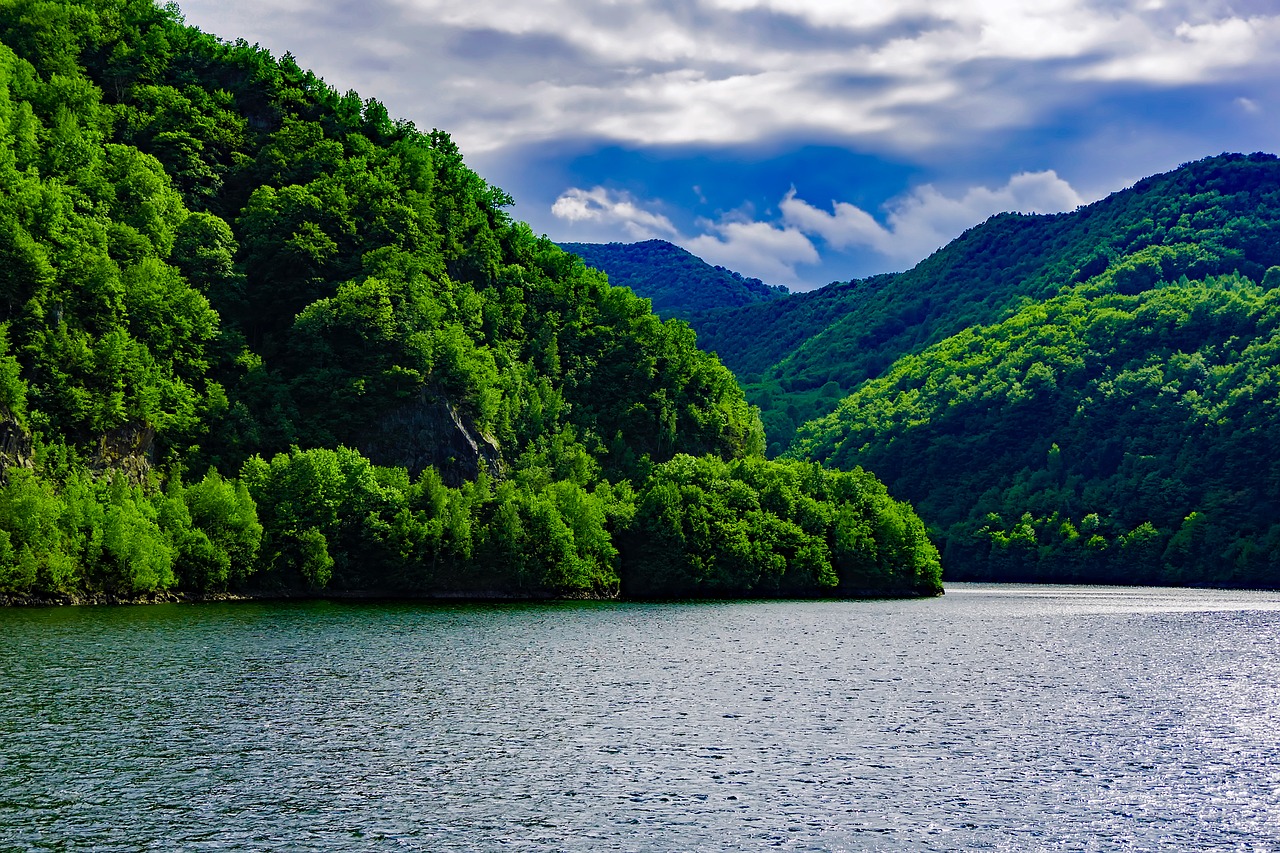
[[705, 153, 1280, 453], [790, 267, 1280, 587], [688, 273, 898, 455], [0, 0, 940, 602], [559, 239, 787, 319], [780, 154, 1280, 388], [689, 273, 896, 379]]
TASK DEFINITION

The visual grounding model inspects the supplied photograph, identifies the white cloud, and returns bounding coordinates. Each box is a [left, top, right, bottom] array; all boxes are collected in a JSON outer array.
[[175, 0, 1280, 154], [682, 219, 820, 284], [782, 171, 1085, 263], [550, 186, 678, 239], [1081, 14, 1280, 84], [551, 170, 1086, 283], [779, 190, 889, 253]]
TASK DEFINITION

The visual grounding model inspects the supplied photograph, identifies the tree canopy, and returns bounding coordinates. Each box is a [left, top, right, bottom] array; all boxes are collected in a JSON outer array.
[[0, 0, 939, 602], [694, 153, 1280, 455], [791, 267, 1280, 587]]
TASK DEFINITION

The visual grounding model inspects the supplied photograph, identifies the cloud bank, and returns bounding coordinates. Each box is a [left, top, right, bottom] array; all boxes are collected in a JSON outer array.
[[175, 0, 1280, 285], [550, 187, 678, 240], [781, 171, 1086, 263], [552, 171, 1087, 285], [177, 0, 1280, 155]]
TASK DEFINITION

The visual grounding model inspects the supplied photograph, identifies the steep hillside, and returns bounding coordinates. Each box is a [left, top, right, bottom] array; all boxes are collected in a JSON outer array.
[[688, 273, 897, 455], [0, 0, 940, 602], [711, 153, 1280, 452], [559, 239, 787, 319], [791, 265, 1280, 588]]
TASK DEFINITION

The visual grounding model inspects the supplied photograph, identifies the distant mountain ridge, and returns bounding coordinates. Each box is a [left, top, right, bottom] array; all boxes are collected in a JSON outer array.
[[695, 152, 1280, 452], [568, 154, 1280, 588], [558, 239, 788, 319], [779, 152, 1280, 587]]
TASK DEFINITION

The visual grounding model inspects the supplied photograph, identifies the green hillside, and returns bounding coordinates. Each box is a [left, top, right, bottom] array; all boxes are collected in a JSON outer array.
[[558, 239, 787, 320], [689, 273, 898, 456], [702, 154, 1280, 453], [791, 255, 1280, 587], [0, 0, 940, 602], [690, 273, 896, 379]]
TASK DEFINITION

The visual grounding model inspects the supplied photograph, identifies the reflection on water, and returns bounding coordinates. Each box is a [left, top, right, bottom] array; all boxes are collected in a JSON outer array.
[[2, 584, 1279, 850], [951, 582, 1280, 613]]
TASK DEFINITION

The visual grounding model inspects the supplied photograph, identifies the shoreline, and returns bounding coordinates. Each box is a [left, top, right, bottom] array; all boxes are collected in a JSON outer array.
[[0, 586, 942, 608]]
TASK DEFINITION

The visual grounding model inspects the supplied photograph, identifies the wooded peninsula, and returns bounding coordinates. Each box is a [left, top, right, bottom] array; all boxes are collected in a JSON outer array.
[[0, 0, 941, 603]]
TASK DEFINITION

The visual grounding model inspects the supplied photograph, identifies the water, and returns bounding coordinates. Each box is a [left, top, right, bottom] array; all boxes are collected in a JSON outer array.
[[2, 584, 1279, 851]]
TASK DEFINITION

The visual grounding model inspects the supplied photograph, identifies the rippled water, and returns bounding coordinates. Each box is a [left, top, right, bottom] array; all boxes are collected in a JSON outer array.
[[3, 584, 1280, 851]]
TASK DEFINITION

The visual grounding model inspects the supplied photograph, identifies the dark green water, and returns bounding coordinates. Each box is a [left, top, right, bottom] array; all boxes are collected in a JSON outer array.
[[2, 584, 1279, 850]]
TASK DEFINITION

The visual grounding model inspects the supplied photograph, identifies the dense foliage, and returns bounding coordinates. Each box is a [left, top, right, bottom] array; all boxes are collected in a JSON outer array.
[[620, 454, 940, 598], [0, 0, 939, 602], [559, 239, 787, 320], [689, 274, 897, 456], [791, 266, 1280, 587], [0, 463, 260, 598], [696, 154, 1280, 454]]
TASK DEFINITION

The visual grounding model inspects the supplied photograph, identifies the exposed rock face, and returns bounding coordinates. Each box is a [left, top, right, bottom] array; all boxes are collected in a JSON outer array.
[[91, 423, 155, 484], [0, 418, 32, 477], [0, 418, 153, 485], [360, 390, 502, 486]]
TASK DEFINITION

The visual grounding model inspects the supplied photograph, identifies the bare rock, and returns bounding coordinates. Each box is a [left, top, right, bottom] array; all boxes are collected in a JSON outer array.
[[0, 418, 32, 477], [91, 423, 155, 484], [359, 390, 501, 486]]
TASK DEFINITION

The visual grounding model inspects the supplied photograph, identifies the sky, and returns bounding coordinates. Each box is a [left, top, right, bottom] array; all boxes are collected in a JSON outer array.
[[174, 0, 1280, 291]]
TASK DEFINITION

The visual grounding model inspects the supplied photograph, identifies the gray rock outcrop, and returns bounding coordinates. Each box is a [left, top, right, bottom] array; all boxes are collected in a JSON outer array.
[[360, 390, 502, 486]]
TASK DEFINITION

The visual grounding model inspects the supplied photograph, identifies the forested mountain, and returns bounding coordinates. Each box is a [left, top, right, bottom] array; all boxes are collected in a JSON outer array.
[[787, 155, 1280, 587], [689, 273, 898, 456], [0, 0, 940, 602], [791, 270, 1280, 587], [690, 273, 897, 380], [699, 154, 1280, 453], [558, 239, 787, 319]]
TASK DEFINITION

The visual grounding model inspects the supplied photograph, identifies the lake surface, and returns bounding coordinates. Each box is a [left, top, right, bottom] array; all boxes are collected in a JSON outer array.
[[2, 584, 1279, 851]]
